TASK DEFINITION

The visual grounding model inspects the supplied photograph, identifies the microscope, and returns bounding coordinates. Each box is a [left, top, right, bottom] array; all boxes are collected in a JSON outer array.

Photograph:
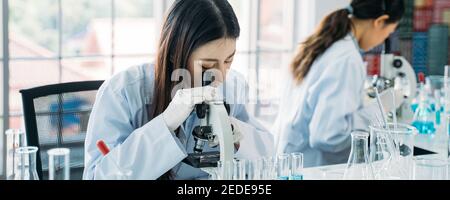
[[182, 71, 235, 171], [367, 39, 418, 121]]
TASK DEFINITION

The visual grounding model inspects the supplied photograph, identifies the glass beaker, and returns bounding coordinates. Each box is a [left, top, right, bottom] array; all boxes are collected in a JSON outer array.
[[47, 148, 70, 180], [290, 152, 304, 180], [369, 123, 416, 180], [5, 129, 25, 180], [14, 146, 39, 180], [343, 131, 375, 180], [413, 156, 448, 180]]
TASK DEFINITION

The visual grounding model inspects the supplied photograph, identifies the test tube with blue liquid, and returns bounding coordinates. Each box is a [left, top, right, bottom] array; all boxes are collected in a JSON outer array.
[[276, 154, 290, 180], [290, 152, 304, 180]]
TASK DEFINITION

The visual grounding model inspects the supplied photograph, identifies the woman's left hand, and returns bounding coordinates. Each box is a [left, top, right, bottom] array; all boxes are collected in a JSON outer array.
[[208, 117, 243, 150], [230, 117, 243, 151]]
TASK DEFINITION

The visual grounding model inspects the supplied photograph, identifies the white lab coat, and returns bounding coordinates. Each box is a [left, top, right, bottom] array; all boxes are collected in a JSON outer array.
[[83, 64, 274, 180], [272, 34, 379, 167]]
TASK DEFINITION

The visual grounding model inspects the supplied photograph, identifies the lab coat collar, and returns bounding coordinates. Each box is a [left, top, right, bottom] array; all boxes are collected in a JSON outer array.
[[348, 32, 365, 57]]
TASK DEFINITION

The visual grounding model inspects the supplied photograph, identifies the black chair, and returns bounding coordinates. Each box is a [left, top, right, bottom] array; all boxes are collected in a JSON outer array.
[[20, 81, 104, 180]]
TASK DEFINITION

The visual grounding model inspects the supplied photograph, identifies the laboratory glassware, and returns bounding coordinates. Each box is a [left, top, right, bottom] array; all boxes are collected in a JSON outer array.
[[262, 156, 276, 180], [14, 146, 39, 180], [370, 123, 416, 180], [47, 148, 71, 180], [276, 154, 290, 180], [343, 131, 375, 180], [290, 152, 304, 180], [5, 129, 25, 180], [413, 156, 448, 180], [233, 159, 246, 180], [412, 82, 436, 134], [217, 160, 233, 180]]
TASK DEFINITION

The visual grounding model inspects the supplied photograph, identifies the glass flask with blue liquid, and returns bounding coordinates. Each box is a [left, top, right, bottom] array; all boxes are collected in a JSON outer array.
[[412, 88, 436, 135]]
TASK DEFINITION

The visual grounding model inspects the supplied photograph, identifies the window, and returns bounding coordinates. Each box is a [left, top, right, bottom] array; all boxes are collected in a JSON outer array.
[[7, 0, 160, 130], [228, 0, 298, 126], [4, 0, 300, 131], [1, 0, 6, 178]]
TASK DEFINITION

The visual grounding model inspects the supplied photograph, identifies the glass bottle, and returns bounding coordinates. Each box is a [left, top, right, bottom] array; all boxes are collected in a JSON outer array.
[[343, 131, 375, 180], [14, 146, 39, 180]]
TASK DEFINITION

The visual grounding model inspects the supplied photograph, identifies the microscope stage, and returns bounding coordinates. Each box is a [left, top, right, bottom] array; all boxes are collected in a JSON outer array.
[[182, 151, 221, 168]]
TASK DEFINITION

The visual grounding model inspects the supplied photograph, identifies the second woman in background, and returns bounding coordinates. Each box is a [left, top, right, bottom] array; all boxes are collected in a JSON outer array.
[[273, 0, 405, 167]]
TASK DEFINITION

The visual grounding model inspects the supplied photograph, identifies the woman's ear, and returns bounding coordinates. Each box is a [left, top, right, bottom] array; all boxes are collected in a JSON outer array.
[[373, 14, 390, 28]]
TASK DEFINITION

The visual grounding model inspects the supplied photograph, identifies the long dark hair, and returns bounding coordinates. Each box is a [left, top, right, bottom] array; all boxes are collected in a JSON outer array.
[[152, 0, 240, 180], [291, 0, 405, 83]]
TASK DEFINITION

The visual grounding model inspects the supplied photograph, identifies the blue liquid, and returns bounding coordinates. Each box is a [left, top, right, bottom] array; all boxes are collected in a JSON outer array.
[[289, 175, 304, 180], [411, 103, 442, 113], [412, 121, 436, 134], [436, 111, 441, 125], [277, 176, 289, 180], [430, 103, 436, 112], [411, 103, 418, 113]]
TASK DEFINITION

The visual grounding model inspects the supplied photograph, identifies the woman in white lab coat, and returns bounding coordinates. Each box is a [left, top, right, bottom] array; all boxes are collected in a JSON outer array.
[[83, 0, 273, 180], [273, 0, 405, 167]]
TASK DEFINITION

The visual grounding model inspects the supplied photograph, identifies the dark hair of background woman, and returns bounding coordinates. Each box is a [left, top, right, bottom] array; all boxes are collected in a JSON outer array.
[[291, 0, 405, 83]]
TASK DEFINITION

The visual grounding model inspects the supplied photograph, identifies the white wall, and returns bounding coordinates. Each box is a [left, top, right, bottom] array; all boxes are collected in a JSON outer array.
[[296, 0, 349, 44], [314, 0, 350, 25]]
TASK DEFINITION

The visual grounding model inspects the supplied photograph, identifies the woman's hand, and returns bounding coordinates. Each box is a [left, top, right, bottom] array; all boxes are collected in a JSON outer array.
[[162, 86, 217, 132], [230, 117, 243, 151], [208, 117, 243, 151]]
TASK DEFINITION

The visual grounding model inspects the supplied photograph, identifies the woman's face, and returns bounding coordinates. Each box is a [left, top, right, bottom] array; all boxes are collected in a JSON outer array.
[[360, 16, 398, 51], [188, 38, 237, 87]]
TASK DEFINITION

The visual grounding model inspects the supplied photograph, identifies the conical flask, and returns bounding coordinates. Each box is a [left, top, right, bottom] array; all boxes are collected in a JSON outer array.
[[343, 131, 375, 180]]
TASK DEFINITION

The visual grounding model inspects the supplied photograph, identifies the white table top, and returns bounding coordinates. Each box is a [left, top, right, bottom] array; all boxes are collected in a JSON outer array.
[[302, 133, 450, 180]]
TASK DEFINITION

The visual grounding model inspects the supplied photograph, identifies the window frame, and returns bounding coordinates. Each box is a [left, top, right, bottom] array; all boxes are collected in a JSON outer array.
[[1, 0, 9, 179]]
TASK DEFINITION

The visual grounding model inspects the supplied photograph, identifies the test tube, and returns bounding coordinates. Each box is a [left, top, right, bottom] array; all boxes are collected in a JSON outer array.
[[247, 159, 264, 180], [5, 129, 25, 180], [47, 148, 70, 180], [276, 154, 290, 180], [263, 156, 276, 180], [233, 159, 246, 180], [217, 160, 233, 180], [290, 152, 304, 180]]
